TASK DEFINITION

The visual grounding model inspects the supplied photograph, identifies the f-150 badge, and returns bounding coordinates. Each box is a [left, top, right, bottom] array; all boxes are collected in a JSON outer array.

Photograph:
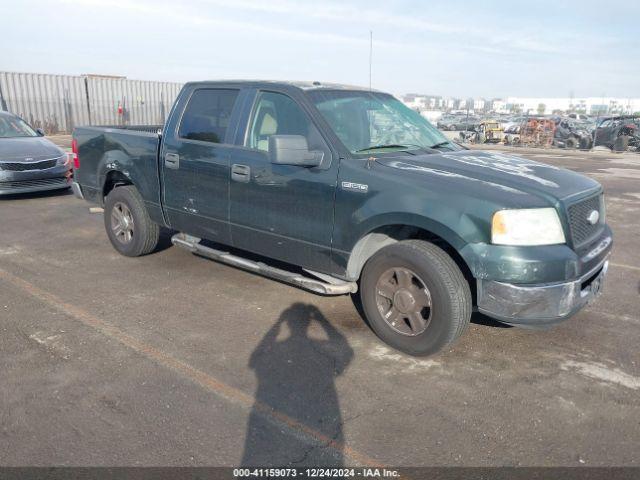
[[341, 181, 369, 193]]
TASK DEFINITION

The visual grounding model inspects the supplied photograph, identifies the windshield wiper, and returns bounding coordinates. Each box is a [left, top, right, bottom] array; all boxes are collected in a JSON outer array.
[[355, 143, 424, 153], [428, 141, 451, 149]]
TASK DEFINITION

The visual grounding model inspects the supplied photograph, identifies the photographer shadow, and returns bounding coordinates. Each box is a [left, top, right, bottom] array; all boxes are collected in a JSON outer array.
[[241, 303, 353, 466]]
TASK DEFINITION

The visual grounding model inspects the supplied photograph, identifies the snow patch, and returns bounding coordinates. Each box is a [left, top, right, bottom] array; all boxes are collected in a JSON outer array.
[[369, 345, 440, 371], [561, 360, 640, 390]]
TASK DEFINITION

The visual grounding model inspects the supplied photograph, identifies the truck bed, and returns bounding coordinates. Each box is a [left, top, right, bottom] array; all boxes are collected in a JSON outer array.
[[73, 125, 163, 220]]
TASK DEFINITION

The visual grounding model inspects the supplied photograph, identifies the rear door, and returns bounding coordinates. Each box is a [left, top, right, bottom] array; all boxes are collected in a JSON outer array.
[[228, 89, 338, 272], [161, 87, 242, 243]]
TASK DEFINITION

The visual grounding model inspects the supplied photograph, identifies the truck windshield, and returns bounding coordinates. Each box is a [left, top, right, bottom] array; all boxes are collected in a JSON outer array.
[[307, 90, 449, 154], [0, 115, 38, 138]]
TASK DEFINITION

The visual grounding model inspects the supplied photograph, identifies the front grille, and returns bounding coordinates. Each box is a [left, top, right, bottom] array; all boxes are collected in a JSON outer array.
[[0, 177, 68, 191], [0, 159, 58, 171], [567, 195, 603, 246]]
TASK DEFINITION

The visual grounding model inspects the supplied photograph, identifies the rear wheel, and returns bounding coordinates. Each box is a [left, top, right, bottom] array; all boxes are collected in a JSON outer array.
[[104, 185, 160, 257], [614, 135, 629, 152], [359, 240, 472, 356]]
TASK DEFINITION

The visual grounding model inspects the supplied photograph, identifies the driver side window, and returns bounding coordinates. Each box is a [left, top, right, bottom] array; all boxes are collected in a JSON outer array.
[[247, 91, 324, 153]]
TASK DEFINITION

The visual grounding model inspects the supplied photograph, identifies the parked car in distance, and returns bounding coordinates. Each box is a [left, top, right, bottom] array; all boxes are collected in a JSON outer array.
[[566, 113, 591, 121], [453, 116, 480, 131], [501, 116, 526, 131], [72, 81, 612, 357], [0, 111, 71, 195], [460, 120, 504, 144], [437, 115, 463, 130], [503, 124, 521, 145], [593, 115, 640, 152], [553, 118, 593, 149]]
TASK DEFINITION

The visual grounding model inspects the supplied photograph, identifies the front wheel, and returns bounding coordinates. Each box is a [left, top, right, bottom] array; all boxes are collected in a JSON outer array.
[[104, 185, 160, 257], [565, 137, 577, 149], [359, 240, 472, 356]]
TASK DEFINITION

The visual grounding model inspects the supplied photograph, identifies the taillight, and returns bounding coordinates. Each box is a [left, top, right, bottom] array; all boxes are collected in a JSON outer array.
[[71, 138, 80, 169]]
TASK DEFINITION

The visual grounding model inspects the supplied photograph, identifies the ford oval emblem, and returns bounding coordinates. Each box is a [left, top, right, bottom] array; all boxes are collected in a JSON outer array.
[[586, 210, 600, 225]]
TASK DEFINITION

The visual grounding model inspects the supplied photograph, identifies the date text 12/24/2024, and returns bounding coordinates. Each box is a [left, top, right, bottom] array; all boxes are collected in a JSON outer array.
[[233, 468, 400, 478]]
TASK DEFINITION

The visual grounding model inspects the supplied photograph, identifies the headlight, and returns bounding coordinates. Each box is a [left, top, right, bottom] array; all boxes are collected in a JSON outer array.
[[492, 208, 565, 246], [57, 154, 70, 166]]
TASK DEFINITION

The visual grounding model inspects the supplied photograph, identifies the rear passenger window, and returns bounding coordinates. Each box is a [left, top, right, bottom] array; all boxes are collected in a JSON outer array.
[[179, 89, 239, 144]]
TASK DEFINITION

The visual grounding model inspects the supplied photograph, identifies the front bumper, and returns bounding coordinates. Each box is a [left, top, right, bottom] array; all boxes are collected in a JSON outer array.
[[477, 256, 609, 327], [0, 176, 70, 195], [0, 164, 71, 196]]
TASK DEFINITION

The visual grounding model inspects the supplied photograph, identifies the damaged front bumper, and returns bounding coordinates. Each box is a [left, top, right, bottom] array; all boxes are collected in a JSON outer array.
[[477, 256, 609, 327]]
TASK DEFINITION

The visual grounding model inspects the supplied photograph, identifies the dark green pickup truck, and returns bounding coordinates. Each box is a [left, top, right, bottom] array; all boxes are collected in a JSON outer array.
[[71, 81, 612, 356]]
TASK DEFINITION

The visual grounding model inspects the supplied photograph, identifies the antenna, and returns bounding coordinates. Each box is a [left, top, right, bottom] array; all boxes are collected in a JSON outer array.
[[369, 30, 373, 90]]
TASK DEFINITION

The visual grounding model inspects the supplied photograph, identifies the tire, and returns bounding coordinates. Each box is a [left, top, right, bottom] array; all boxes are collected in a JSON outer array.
[[614, 135, 629, 152], [104, 185, 160, 257], [565, 137, 577, 149], [579, 137, 592, 150], [359, 240, 472, 356]]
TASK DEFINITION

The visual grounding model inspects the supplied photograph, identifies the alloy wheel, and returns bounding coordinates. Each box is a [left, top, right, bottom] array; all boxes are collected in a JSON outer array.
[[375, 267, 432, 336], [110, 201, 135, 244]]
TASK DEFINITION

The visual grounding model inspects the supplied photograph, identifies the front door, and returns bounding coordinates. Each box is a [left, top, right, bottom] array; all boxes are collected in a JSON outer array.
[[594, 119, 613, 147], [161, 88, 241, 243], [229, 90, 338, 272]]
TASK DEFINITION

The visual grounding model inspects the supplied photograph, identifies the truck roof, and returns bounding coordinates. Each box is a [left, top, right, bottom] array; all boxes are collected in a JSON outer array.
[[183, 80, 382, 93]]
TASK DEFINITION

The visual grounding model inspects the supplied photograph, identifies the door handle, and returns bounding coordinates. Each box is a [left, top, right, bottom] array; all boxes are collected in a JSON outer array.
[[165, 153, 180, 169], [231, 164, 250, 183]]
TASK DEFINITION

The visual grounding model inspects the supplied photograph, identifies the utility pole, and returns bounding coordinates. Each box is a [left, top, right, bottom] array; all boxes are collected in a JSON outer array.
[[369, 31, 373, 91], [593, 92, 605, 149], [0, 81, 7, 111]]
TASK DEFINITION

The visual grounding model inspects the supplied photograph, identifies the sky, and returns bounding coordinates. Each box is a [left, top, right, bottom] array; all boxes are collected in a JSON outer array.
[[2, 0, 639, 98]]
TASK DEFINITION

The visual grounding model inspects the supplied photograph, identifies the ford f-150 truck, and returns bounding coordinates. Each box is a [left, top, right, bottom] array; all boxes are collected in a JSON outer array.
[[71, 81, 612, 356]]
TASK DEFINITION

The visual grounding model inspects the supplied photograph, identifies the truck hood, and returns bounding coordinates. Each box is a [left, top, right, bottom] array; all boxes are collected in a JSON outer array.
[[376, 150, 600, 202], [0, 136, 64, 162]]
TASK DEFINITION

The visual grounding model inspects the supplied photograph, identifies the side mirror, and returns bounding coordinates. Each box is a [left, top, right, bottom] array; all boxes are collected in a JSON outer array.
[[36, 128, 45, 136], [269, 135, 322, 167]]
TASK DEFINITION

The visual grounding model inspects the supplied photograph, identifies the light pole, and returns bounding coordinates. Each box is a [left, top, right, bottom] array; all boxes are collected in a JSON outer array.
[[369, 31, 373, 91]]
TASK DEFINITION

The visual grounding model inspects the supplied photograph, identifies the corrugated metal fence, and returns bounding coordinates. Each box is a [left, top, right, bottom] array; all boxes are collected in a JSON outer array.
[[0, 71, 183, 134]]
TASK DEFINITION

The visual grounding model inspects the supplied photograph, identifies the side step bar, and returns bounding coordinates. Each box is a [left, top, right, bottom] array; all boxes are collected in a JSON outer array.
[[171, 233, 357, 296]]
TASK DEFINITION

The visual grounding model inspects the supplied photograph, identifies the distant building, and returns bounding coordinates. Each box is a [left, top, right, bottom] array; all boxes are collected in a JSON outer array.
[[401, 93, 640, 116], [504, 97, 640, 116], [489, 99, 507, 113], [473, 99, 485, 111]]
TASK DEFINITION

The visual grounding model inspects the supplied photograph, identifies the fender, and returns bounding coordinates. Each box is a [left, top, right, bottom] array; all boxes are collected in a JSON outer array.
[[342, 213, 471, 281], [97, 150, 134, 199], [98, 149, 165, 225]]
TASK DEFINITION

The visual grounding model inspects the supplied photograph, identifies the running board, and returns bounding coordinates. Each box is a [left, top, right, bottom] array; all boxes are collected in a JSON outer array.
[[171, 233, 357, 296]]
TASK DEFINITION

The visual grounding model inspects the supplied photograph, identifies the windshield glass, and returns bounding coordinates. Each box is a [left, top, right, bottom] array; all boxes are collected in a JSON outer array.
[[0, 115, 38, 138], [307, 90, 448, 153]]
